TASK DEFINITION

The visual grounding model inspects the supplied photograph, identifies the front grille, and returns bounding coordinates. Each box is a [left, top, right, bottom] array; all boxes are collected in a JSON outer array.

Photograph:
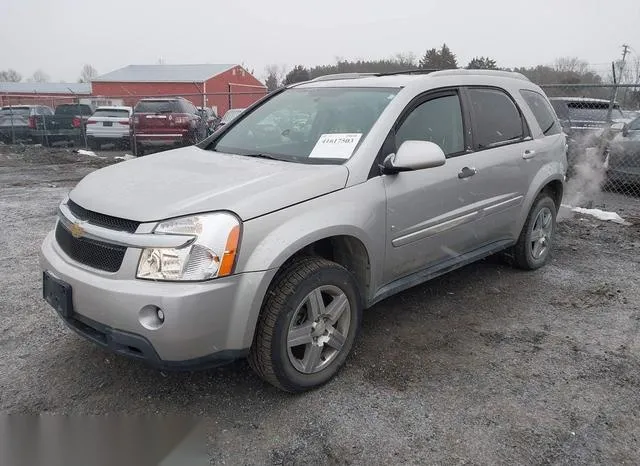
[[55, 223, 126, 272], [67, 199, 140, 233]]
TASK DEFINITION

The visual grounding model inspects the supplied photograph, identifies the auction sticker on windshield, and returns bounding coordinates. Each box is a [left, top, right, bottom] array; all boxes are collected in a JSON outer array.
[[309, 133, 362, 159]]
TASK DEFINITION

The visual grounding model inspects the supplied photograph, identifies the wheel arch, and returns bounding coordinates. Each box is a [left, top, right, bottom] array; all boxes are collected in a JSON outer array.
[[517, 164, 565, 233]]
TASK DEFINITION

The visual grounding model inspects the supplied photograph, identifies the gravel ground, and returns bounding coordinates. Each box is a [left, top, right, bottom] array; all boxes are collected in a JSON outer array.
[[1, 143, 639, 464]]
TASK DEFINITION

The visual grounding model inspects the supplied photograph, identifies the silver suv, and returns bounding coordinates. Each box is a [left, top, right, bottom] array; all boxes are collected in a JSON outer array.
[[40, 70, 567, 392]]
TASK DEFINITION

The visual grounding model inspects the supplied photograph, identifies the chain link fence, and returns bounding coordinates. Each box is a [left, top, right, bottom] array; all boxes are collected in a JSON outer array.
[[0, 89, 268, 152], [540, 84, 640, 203]]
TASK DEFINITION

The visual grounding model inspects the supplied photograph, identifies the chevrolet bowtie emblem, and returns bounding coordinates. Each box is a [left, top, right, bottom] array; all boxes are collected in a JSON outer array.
[[69, 222, 86, 239]]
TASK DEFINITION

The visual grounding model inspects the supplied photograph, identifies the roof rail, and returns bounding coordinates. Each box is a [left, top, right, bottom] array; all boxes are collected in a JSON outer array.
[[309, 73, 378, 82], [375, 69, 441, 76], [428, 69, 531, 81]]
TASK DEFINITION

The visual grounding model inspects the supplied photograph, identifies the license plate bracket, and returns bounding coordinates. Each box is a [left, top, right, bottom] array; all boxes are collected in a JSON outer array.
[[43, 271, 73, 318]]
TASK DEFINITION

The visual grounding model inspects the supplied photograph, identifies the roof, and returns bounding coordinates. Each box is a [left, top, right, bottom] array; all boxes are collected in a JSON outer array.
[[295, 69, 534, 89], [93, 64, 237, 83], [94, 106, 132, 111], [0, 82, 91, 95]]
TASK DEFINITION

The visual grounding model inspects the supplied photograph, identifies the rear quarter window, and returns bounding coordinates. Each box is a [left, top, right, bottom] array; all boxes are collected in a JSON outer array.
[[520, 90, 561, 136]]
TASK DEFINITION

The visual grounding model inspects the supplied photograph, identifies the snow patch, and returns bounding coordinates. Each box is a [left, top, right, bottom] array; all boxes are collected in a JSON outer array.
[[562, 204, 631, 225], [115, 154, 135, 161]]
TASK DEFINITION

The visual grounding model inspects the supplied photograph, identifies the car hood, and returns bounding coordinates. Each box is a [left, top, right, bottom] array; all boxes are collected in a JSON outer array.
[[69, 146, 349, 222]]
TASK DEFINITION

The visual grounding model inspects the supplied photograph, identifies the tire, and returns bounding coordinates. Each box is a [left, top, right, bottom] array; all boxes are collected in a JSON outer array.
[[512, 193, 557, 270], [248, 256, 362, 392], [135, 144, 145, 156], [88, 139, 100, 151]]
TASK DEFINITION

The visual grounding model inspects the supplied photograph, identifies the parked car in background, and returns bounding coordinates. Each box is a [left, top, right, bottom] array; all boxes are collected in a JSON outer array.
[[86, 106, 133, 150], [197, 107, 220, 135], [131, 97, 207, 155], [0, 105, 53, 142], [622, 109, 640, 120], [549, 97, 628, 172], [31, 103, 95, 146], [606, 116, 640, 186], [213, 108, 245, 131], [40, 70, 567, 392]]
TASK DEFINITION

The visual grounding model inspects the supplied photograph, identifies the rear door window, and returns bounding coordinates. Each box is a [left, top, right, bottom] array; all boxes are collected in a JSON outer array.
[[467, 88, 526, 149], [520, 90, 561, 136]]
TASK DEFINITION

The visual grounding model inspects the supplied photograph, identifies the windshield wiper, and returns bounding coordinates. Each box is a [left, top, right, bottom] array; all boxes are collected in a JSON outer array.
[[241, 153, 283, 161]]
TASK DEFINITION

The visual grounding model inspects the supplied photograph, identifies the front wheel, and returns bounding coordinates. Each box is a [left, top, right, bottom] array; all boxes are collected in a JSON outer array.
[[249, 257, 362, 392], [512, 193, 557, 270]]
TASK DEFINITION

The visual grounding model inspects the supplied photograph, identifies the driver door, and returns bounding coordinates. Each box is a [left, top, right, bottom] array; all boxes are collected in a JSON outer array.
[[382, 89, 482, 284]]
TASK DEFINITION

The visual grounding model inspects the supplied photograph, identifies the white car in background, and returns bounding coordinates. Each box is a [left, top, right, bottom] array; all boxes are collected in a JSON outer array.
[[86, 106, 133, 150], [213, 108, 245, 130]]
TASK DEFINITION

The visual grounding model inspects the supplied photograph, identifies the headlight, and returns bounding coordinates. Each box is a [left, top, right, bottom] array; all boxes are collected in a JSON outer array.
[[136, 212, 241, 281]]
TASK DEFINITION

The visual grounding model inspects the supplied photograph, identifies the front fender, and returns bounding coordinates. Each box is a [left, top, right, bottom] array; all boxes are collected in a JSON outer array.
[[236, 178, 387, 300]]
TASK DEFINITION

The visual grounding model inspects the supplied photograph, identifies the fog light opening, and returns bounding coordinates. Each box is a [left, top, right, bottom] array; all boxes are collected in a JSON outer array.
[[139, 305, 165, 330]]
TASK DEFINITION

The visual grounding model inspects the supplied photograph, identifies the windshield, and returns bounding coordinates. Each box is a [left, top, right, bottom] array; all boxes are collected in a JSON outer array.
[[135, 100, 178, 113], [212, 87, 398, 162], [92, 109, 130, 118], [567, 102, 624, 122], [0, 107, 31, 117]]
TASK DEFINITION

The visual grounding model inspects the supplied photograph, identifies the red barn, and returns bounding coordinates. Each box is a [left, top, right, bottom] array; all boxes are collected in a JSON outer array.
[[91, 64, 267, 116]]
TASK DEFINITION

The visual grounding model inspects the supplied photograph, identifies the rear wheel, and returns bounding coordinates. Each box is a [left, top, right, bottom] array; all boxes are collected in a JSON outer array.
[[249, 257, 362, 392], [512, 193, 557, 270]]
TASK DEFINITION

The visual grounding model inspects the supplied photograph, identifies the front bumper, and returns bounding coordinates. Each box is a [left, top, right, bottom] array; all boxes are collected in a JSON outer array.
[[39, 229, 276, 366]]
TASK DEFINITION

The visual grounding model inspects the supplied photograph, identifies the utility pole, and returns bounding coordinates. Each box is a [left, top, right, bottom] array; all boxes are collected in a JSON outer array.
[[619, 44, 631, 106]]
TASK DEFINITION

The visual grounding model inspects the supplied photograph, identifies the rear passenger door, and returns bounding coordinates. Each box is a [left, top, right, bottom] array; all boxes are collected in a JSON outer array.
[[460, 86, 535, 245]]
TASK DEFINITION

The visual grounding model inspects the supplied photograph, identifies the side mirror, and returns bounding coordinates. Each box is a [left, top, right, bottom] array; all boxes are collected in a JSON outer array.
[[382, 140, 446, 174]]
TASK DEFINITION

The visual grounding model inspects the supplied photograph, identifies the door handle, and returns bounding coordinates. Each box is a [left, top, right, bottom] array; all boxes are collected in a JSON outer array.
[[523, 149, 536, 159], [458, 166, 477, 179]]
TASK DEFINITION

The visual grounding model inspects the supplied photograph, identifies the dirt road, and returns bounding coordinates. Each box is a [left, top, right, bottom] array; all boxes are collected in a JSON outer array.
[[1, 143, 639, 464]]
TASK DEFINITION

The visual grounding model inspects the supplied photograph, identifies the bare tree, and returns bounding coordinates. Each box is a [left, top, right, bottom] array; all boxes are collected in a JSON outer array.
[[393, 52, 417, 68], [554, 57, 590, 75], [79, 64, 98, 83], [0, 69, 22, 82], [264, 64, 283, 92], [28, 69, 50, 83]]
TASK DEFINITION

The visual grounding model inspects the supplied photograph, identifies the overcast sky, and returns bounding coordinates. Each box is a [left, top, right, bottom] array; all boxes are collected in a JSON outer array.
[[1, 0, 638, 82]]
